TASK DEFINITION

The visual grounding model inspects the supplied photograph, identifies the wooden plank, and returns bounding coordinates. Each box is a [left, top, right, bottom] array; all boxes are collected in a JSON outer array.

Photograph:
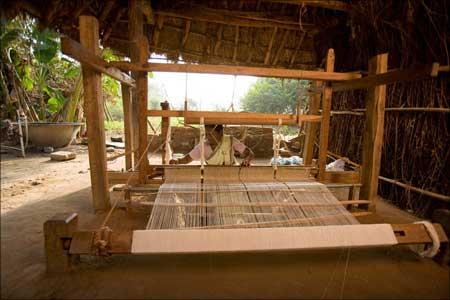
[[318, 171, 361, 184], [317, 49, 335, 180], [332, 63, 439, 92], [60, 37, 135, 87], [108, 61, 361, 81], [148, 110, 321, 125], [360, 53, 388, 210], [303, 79, 323, 165], [392, 223, 448, 244], [132, 224, 398, 254], [121, 84, 133, 170], [79, 16, 110, 212], [68, 223, 448, 255]]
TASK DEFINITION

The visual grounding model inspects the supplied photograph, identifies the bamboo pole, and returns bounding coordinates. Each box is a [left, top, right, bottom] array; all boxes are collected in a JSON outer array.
[[326, 150, 450, 203], [378, 176, 450, 203]]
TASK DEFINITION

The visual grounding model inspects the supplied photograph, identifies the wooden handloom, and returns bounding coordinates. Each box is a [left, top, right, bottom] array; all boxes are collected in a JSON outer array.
[[42, 13, 449, 273]]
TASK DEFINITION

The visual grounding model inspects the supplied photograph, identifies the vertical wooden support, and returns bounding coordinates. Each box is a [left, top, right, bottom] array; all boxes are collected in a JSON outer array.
[[303, 79, 323, 165], [129, 0, 149, 183], [318, 49, 335, 180], [361, 53, 388, 210], [44, 213, 78, 273], [160, 101, 170, 164], [121, 83, 133, 170], [79, 16, 110, 211]]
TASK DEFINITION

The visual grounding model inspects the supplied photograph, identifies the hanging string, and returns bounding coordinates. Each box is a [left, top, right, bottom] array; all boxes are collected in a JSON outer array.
[[184, 72, 188, 111], [229, 75, 237, 112]]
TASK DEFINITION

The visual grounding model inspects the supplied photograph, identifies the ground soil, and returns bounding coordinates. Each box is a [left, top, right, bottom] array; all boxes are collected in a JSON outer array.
[[1, 146, 449, 299]]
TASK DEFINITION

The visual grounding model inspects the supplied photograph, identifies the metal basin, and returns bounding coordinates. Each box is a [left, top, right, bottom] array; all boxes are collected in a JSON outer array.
[[27, 122, 83, 148]]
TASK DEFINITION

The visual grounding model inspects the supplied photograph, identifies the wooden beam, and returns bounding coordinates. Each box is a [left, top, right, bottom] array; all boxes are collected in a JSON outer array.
[[65, 222, 449, 255], [79, 16, 110, 212], [154, 7, 315, 31], [290, 31, 306, 67], [151, 15, 165, 47], [99, 0, 115, 22], [213, 25, 224, 55], [303, 79, 323, 165], [332, 63, 440, 92], [129, 0, 150, 183], [360, 53, 388, 211], [60, 37, 135, 87], [103, 8, 125, 43], [264, 27, 278, 65], [109, 62, 361, 81], [148, 110, 321, 125], [272, 29, 289, 65], [317, 49, 335, 180], [260, 0, 350, 12], [160, 101, 170, 165], [121, 83, 133, 170], [233, 25, 240, 62]]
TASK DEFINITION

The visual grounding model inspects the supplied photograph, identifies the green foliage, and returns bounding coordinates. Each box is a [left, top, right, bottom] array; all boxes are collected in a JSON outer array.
[[240, 78, 309, 114], [32, 28, 58, 64], [104, 120, 124, 131]]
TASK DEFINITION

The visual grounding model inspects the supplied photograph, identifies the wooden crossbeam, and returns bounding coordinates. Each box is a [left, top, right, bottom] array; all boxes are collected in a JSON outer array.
[[109, 61, 361, 81], [60, 37, 135, 87], [332, 63, 440, 92], [147, 110, 321, 125], [260, 0, 351, 11], [154, 6, 315, 31], [68, 222, 448, 256]]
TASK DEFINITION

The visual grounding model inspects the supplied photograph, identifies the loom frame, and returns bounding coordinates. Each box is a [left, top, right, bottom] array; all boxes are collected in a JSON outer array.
[[42, 9, 449, 272]]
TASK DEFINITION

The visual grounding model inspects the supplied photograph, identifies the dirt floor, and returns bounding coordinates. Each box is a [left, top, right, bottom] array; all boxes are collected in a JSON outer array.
[[1, 146, 449, 299]]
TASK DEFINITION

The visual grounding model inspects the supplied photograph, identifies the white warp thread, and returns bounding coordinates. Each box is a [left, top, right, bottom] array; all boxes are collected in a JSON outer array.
[[411, 221, 440, 258]]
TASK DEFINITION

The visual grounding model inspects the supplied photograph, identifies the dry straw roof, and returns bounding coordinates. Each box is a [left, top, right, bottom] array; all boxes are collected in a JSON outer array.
[[3, 0, 349, 69]]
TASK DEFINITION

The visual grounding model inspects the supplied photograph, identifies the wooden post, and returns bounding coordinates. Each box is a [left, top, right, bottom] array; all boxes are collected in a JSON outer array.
[[44, 213, 78, 273], [129, 0, 149, 183], [79, 16, 110, 211], [121, 83, 133, 170], [160, 101, 170, 164], [317, 49, 335, 180], [303, 79, 323, 165], [361, 53, 388, 210]]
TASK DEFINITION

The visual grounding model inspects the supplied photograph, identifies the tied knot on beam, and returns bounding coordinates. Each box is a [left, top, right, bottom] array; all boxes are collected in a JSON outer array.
[[92, 226, 113, 256]]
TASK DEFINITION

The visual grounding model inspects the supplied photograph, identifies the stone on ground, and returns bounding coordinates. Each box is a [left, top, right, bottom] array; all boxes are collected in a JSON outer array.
[[50, 151, 76, 161]]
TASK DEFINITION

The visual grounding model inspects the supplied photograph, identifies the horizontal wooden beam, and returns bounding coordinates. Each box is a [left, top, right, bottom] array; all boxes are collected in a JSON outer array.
[[154, 7, 315, 31], [60, 37, 135, 87], [260, 0, 351, 12], [147, 110, 321, 125], [332, 63, 440, 92], [110, 61, 361, 81], [67, 222, 448, 255]]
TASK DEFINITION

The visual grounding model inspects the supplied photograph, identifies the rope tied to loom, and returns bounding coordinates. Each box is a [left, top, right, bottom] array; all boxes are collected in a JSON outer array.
[[410, 221, 441, 258], [92, 124, 164, 255]]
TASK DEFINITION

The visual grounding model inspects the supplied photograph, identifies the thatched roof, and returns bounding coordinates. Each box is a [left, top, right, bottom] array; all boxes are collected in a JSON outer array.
[[2, 0, 349, 70]]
